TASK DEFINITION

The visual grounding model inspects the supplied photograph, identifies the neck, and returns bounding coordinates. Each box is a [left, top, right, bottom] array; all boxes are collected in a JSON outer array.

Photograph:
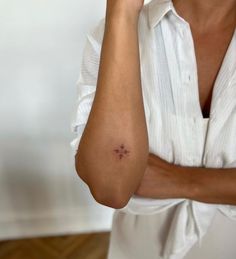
[[172, 0, 236, 32]]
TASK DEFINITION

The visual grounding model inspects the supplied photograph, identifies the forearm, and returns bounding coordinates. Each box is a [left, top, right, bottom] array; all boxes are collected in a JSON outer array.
[[135, 153, 236, 206], [179, 165, 236, 205], [77, 8, 149, 206]]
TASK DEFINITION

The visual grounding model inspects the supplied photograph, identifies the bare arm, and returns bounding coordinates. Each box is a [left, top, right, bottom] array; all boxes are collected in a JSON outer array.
[[134, 153, 236, 206], [75, 2, 148, 208], [179, 164, 236, 205]]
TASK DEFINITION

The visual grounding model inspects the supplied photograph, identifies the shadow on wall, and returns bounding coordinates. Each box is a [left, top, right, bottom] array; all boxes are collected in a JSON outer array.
[[0, 0, 114, 241]]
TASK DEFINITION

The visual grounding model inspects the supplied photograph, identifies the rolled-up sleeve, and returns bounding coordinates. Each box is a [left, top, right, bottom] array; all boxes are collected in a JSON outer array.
[[70, 17, 105, 157]]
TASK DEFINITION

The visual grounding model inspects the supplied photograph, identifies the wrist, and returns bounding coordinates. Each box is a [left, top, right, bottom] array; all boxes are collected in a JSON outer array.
[[105, 2, 140, 27], [173, 164, 198, 199]]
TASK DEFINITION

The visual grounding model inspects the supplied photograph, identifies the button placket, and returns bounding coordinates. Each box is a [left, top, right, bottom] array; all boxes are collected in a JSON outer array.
[[191, 118, 204, 165], [178, 26, 196, 117], [179, 23, 201, 118], [177, 24, 193, 86]]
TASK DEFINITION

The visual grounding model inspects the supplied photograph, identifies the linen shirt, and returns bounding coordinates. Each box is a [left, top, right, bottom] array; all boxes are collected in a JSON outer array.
[[70, 0, 236, 258]]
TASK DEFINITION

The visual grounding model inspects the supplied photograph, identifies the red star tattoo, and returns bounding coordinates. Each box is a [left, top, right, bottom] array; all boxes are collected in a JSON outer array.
[[113, 144, 130, 160]]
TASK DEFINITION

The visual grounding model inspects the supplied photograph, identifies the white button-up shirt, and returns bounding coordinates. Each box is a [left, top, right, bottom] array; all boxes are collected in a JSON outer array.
[[71, 0, 236, 258]]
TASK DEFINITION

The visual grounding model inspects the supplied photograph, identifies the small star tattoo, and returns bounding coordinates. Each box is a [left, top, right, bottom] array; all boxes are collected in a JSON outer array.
[[113, 144, 130, 160]]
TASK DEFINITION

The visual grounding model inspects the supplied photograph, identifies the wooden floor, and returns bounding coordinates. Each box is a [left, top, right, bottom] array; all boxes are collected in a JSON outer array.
[[0, 232, 111, 259]]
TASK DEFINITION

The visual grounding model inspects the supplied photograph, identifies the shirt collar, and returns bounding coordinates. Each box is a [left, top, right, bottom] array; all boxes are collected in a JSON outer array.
[[148, 0, 187, 29]]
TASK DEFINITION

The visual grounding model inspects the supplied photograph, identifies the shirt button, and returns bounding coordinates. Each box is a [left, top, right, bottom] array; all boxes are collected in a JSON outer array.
[[178, 26, 186, 38], [180, 29, 184, 38], [182, 71, 191, 84]]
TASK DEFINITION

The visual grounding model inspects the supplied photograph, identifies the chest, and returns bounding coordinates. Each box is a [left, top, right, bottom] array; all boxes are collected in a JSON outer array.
[[191, 28, 235, 118]]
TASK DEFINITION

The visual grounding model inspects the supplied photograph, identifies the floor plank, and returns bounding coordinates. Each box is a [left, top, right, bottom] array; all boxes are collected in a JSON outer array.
[[0, 232, 111, 259]]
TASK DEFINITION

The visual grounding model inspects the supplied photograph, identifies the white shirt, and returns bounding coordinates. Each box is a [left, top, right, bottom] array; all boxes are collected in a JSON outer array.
[[70, 0, 236, 258]]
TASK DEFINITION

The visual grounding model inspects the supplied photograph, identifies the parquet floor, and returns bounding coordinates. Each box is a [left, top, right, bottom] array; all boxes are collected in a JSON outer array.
[[0, 232, 110, 259]]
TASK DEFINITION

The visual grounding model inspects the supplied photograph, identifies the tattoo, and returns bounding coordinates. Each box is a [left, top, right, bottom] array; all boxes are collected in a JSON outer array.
[[113, 144, 130, 160]]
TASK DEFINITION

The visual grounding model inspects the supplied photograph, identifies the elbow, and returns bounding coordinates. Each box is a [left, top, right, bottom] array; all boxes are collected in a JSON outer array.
[[90, 184, 130, 209], [74, 150, 90, 184], [75, 151, 129, 209]]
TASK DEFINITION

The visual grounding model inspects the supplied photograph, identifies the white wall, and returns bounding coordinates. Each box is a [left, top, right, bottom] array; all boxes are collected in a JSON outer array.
[[0, 0, 116, 240]]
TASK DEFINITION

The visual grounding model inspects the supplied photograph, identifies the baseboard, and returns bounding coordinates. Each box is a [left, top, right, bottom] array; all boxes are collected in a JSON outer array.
[[0, 207, 114, 241]]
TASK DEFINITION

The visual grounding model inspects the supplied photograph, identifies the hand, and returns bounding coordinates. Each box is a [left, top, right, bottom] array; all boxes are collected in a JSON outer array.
[[134, 153, 187, 199], [106, 0, 145, 20]]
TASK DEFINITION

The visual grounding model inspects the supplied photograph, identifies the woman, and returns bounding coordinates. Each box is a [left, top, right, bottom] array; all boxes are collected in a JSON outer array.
[[71, 0, 236, 258]]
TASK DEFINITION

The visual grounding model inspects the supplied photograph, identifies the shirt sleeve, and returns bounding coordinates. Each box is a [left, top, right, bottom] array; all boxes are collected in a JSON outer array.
[[70, 17, 105, 157]]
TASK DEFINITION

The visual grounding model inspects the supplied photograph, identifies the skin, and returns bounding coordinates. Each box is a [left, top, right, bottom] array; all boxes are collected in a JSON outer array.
[[134, 0, 236, 206], [134, 153, 236, 206], [75, 1, 148, 209]]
